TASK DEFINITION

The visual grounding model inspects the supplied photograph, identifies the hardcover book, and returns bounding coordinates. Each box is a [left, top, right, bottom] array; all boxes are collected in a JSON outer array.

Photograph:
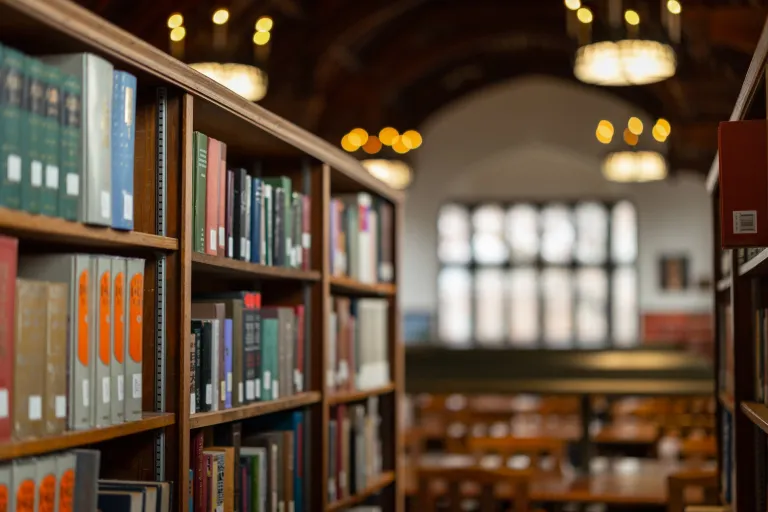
[[111, 258, 126, 424], [58, 73, 81, 221], [22, 56, 46, 214], [44, 282, 68, 435], [125, 258, 145, 422], [0, 44, 24, 209], [110, 71, 136, 230], [14, 279, 47, 439], [11, 459, 37, 512], [0, 235, 17, 442], [92, 256, 112, 427], [40, 63, 61, 217]]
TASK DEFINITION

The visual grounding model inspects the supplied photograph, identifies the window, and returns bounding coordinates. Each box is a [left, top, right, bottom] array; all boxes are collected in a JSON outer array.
[[436, 200, 638, 348]]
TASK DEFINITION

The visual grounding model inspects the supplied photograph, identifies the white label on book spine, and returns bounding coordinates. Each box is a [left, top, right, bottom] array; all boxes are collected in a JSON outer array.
[[132, 373, 142, 399], [66, 173, 79, 196], [7, 155, 21, 182], [55, 395, 66, 418], [31, 161, 43, 187], [102, 377, 110, 403], [101, 191, 111, 219], [246, 380, 255, 401], [124, 193, 133, 221], [228, 237, 233, 257], [246, 240, 251, 259], [0, 389, 8, 418], [117, 375, 124, 402], [238, 382, 243, 403], [28, 395, 42, 420], [219, 228, 225, 248], [205, 384, 212, 405], [255, 379, 261, 400], [302, 233, 311, 248], [190, 393, 196, 414], [209, 229, 217, 251], [240, 237, 246, 259], [220, 380, 226, 400], [227, 373, 232, 393], [294, 369, 300, 392], [273, 380, 279, 399], [264, 371, 271, 389], [83, 379, 90, 407], [734, 210, 758, 234], [45, 165, 59, 189]]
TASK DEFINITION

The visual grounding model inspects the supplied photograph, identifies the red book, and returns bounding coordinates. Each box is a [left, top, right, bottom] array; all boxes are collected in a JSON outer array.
[[0, 235, 17, 441], [719, 119, 768, 247], [205, 138, 221, 255], [294, 305, 305, 393], [301, 195, 311, 271], [191, 430, 204, 511], [218, 143, 227, 256]]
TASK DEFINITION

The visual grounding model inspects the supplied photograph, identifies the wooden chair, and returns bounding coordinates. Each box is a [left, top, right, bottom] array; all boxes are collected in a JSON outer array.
[[468, 436, 566, 475], [417, 466, 531, 512], [667, 470, 720, 512]]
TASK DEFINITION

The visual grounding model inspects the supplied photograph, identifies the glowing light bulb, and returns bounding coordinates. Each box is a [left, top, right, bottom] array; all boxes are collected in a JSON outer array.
[[667, 0, 682, 15], [256, 16, 273, 32], [577, 7, 593, 23], [212, 8, 229, 25], [564, 0, 581, 10], [341, 134, 359, 152], [402, 130, 423, 149], [628, 117, 643, 135], [170, 26, 186, 42], [624, 10, 640, 25], [253, 31, 271, 45], [379, 127, 399, 146], [167, 13, 184, 29]]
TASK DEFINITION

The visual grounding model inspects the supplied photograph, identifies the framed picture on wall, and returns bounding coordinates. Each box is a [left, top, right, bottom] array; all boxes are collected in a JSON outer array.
[[659, 254, 689, 291]]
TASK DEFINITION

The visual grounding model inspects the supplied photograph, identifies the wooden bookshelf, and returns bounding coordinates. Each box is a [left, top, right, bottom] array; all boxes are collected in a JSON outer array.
[[0, 413, 175, 461], [0, 1, 404, 510], [326, 471, 397, 512], [709, 14, 768, 512]]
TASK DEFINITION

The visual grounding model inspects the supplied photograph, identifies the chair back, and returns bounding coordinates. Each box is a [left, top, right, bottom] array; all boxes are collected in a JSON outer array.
[[667, 469, 719, 512], [468, 436, 565, 475], [417, 466, 531, 512]]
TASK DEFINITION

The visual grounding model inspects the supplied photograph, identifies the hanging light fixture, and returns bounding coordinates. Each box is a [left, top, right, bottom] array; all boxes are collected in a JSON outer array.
[[189, 63, 268, 102], [361, 159, 414, 190], [599, 117, 671, 182], [567, 0, 680, 86]]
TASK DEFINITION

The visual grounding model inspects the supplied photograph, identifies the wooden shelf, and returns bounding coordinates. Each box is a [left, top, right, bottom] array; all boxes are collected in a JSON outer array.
[[719, 390, 735, 412], [0, 208, 177, 251], [330, 276, 396, 297], [739, 248, 768, 276], [717, 276, 731, 292], [741, 402, 768, 434], [191, 253, 321, 281], [327, 383, 396, 406], [0, 412, 175, 461], [189, 392, 321, 429], [326, 471, 396, 512]]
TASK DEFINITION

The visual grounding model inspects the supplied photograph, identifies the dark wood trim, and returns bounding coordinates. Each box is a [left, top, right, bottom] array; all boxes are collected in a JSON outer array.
[[327, 383, 396, 405], [326, 471, 396, 512], [189, 393, 322, 429], [191, 252, 322, 281]]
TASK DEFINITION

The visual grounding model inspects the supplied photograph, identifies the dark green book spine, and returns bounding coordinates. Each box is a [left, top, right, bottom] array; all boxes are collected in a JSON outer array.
[[192, 132, 208, 253], [40, 64, 61, 216], [59, 75, 81, 221], [22, 57, 46, 214], [263, 177, 292, 267], [0, 45, 24, 209]]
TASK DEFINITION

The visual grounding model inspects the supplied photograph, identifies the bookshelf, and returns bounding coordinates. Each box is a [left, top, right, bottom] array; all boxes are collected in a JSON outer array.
[[710, 14, 768, 512], [0, 0, 404, 511]]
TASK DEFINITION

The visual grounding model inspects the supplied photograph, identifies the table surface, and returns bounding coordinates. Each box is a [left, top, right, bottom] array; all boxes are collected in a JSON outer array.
[[405, 455, 716, 504]]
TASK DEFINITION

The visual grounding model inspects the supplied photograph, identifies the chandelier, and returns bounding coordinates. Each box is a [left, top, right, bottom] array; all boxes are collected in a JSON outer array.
[[566, 0, 681, 86], [167, 10, 271, 101], [361, 159, 414, 190], [597, 117, 670, 182]]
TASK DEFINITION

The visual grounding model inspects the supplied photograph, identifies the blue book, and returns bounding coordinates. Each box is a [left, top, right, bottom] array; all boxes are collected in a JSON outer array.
[[224, 318, 233, 409], [250, 177, 262, 263], [110, 70, 136, 230], [188, 469, 194, 512]]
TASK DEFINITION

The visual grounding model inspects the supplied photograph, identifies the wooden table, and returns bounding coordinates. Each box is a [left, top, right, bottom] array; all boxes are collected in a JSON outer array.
[[405, 455, 715, 505]]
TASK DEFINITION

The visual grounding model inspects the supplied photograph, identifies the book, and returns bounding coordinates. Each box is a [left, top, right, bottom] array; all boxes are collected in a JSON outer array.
[[110, 70, 136, 231], [44, 281, 68, 435], [218, 142, 227, 256], [0, 44, 24, 209], [73, 449, 100, 512], [14, 279, 47, 439], [58, 72, 81, 220], [41, 53, 114, 226], [35, 456, 58, 512], [110, 258, 127, 425], [21, 56, 46, 214], [206, 137, 220, 255], [12, 458, 37, 511], [92, 256, 112, 427], [0, 464, 10, 512], [0, 235, 17, 441], [192, 131, 208, 253], [55, 452, 76, 512], [40, 63, 62, 217], [125, 258, 145, 422]]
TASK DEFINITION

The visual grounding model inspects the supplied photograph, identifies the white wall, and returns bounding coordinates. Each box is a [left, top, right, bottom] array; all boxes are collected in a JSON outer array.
[[402, 75, 712, 317]]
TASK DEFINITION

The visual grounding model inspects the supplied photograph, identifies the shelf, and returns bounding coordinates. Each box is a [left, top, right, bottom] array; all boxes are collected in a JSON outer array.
[[0, 208, 178, 251], [327, 383, 396, 406], [189, 392, 321, 429], [719, 390, 735, 413], [716, 277, 731, 292], [326, 471, 396, 512], [741, 402, 768, 434], [191, 253, 321, 281], [738, 248, 768, 276], [330, 276, 396, 297], [0, 412, 175, 461]]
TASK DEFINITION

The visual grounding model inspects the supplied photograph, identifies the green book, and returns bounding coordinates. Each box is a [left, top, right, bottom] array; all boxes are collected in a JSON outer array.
[[192, 131, 207, 253], [263, 177, 292, 267], [40, 64, 61, 217], [59, 74, 81, 221], [0, 44, 25, 209], [261, 316, 278, 401], [22, 56, 46, 214], [264, 183, 273, 266]]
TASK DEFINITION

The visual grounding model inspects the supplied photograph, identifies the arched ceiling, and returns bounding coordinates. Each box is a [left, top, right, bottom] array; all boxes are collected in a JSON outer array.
[[76, 0, 768, 173]]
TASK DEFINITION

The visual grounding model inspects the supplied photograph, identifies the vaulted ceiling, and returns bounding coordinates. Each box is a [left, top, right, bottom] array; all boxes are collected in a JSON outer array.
[[77, 0, 768, 173]]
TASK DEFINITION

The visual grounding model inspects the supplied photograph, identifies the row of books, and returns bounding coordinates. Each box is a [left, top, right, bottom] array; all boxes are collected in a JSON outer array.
[[0, 236, 145, 441], [0, 45, 136, 229], [718, 304, 734, 403], [0, 449, 170, 511], [191, 132, 311, 269], [190, 295, 305, 413], [329, 192, 394, 285], [328, 297, 390, 393], [328, 398, 383, 503], [189, 411, 305, 512]]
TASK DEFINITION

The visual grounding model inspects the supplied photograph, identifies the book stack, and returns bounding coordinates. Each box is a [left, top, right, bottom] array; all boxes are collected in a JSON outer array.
[[189, 411, 305, 512], [329, 193, 394, 284], [190, 293, 305, 413], [328, 398, 383, 503], [0, 448, 170, 511], [0, 45, 137, 229], [328, 297, 390, 393], [190, 132, 312, 269], [0, 235, 145, 442]]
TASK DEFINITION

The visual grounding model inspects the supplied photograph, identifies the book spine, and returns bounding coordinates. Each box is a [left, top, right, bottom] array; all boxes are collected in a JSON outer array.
[[250, 177, 262, 263], [109, 258, 126, 425], [243, 294, 261, 403], [191, 322, 202, 415], [244, 177, 252, 262], [45, 282, 68, 435], [302, 196, 311, 271], [274, 187, 285, 266], [14, 279, 47, 439], [233, 169, 246, 261], [201, 322, 213, 412], [205, 138, 219, 255], [192, 431, 204, 511], [190, 326, 197, 415], [110, 71, 136, 230], [93, 256, 112, 427], [226, 169, 234, 258], [22, 57, 45, 214], [218, 143, 227, 256], [264, 184, 273, 266], [125, 258, 144, 422], [55, 453, 75, 512], [0, 236, 17, 441], [216, 453, 225, 512], [35, 456, 57, 512], [193, 132, 208, 253], [58, 75, 81, 221], [294, 305, 304, 394], [293, 193, 301, 269], [0, 46, 24, 209], [40, 64, 61, 217], [12, 459, 37, 511], [225, 319, 233, 409], [70, 255, 91, 430], [239, 171, 248, 261]]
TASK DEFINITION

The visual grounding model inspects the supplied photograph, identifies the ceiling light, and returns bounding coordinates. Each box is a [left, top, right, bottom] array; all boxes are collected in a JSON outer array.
[[362, 159, 414, 190], [253, 31, 271, 45], [350, 128, 369, 146], [623, 128, 638, 146], [652, 124, 668, 142], [597, 120, 614, 138], [402, 130, 423, 149], [256, 16, 273, 32], [170, 26, 186, 42], [341, 134, 359, 152], [392, 138, 410, 154], [212, 8, 229, 25], [655, 118, 671, 136], [362, 135, 383, 154], [189, 62, 268, 101], [167, 13, 184, 29], [564, 0, 581, 10], [667, 0, 682, 15], [577, 7, 593, 23], [574, 40, 676, 86], [624, 10, 640, 26], [379, 127, 399, 146], [627, 117, 643, 135], [602, 151, 668, 182]]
